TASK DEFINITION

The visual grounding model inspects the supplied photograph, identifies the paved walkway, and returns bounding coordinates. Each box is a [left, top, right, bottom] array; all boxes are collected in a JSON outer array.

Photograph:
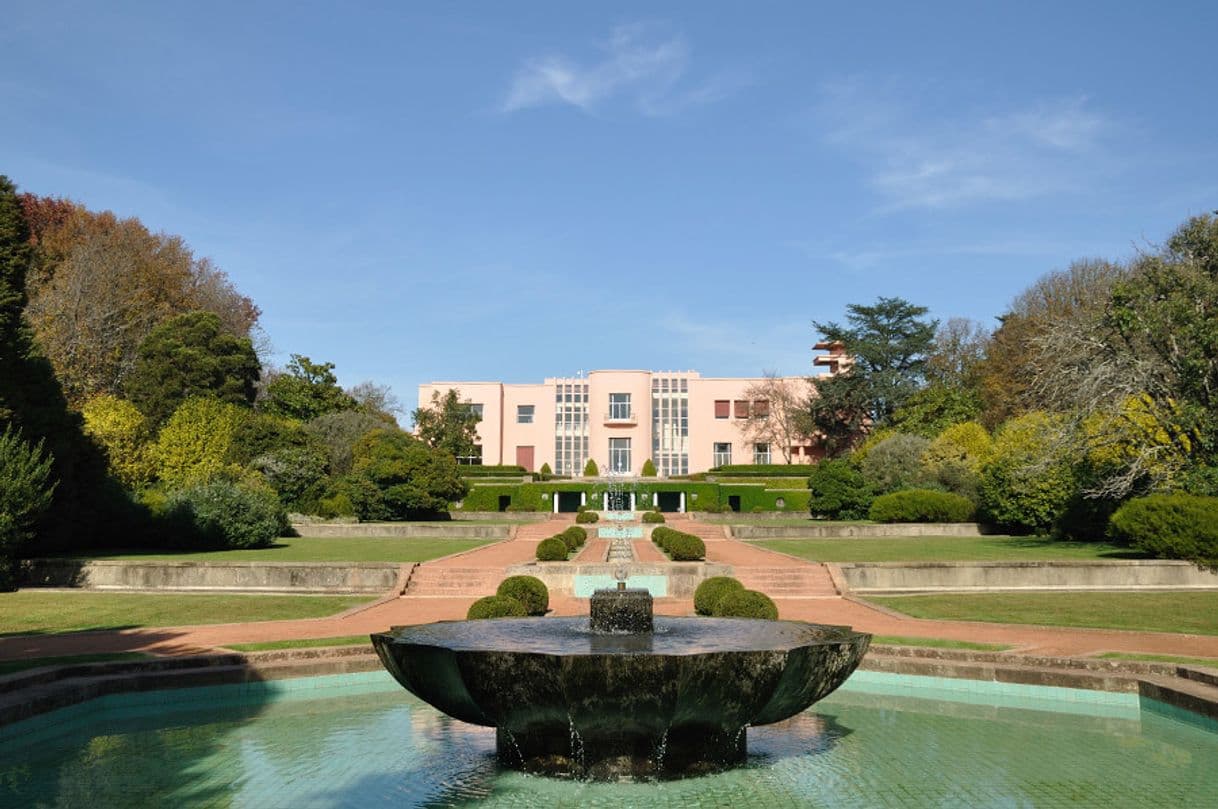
[[4, 519, 1218, 662]]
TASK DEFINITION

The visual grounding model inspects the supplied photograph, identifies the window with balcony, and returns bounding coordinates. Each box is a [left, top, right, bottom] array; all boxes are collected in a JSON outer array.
[[609, 437, 631, 473], [713, 442, 732, 467], [714, 400, 730, 419], [516, 405, 534, 424], [753, 442, 771, 464], [608, 393, 632, 421]]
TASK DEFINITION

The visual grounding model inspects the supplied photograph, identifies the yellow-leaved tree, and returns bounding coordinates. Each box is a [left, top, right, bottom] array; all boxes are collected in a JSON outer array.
[[80, 395, 155, 488], [153, 398, 245, 489]]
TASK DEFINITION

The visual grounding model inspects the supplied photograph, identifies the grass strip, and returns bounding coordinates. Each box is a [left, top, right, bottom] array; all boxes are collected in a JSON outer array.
[[867, 592, 1218, 636], [0, 592, 372, 636], [1096, 652, 1218, 668], [872, 635, 1012, 651], [226, 635, 371, 652], [0, 652, 152, 676], [752, 536, 1143, 562], [49, 537, 491, 563]]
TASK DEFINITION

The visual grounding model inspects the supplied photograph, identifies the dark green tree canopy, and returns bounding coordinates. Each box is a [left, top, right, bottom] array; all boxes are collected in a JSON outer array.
[[347, 428, 469, 519], [412, 389, 481, 461], [125, 310, 260, 424], [808, 297, 937, 454], [262, 354, 356, 421]]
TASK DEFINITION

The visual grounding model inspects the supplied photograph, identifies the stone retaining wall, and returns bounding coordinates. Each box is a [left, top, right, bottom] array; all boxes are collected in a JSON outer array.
[[292, 522, 509, 539], [505, 561, 733, 598], [20, 559, 406, 594], [837, 560, 1218, 593], [730, 523, 987, 539]]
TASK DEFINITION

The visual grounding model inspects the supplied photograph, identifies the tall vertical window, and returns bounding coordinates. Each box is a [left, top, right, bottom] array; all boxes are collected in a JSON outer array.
[[609, 437, 631, 474], [516, 405, 534, 424], [552, 381, 589, 475], [653, 376, 689, 476], [608, 393, 632, 420], [753, 443, 771, 465], [713, 442, 732, 467]]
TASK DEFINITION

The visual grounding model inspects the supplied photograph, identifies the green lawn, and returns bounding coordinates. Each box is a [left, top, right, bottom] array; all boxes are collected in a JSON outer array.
[[0, 652, 153, 676], [0, 592, 372, 636], [867, 592, 1218, 636], [871, 635, 1012, 651], [751, 536, 1143, 562], [706, 517, 877, 526], [226, 635, 371, 652], [51, 536, 491, 563]]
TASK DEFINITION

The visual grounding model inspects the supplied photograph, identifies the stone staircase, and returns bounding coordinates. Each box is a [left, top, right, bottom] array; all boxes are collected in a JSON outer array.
[[735, 564, 839, 598], [404, 566, 503, 598], [514, 517, 574, 542], [674, 519, 727, 542]]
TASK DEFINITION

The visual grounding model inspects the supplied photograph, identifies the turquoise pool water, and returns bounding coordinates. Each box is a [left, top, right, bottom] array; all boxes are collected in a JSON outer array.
[[2, 670, 1216, 807]]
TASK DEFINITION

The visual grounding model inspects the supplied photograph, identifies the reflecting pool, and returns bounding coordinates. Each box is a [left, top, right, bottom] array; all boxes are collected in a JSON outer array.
[[2, 670, 1216, 807]]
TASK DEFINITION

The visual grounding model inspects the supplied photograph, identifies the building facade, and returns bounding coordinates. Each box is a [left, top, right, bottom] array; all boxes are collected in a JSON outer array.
[[418, 360, 841, 476]]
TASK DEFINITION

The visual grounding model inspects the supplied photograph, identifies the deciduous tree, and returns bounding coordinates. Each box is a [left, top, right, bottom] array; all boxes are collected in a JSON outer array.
[[413, 389, 481, 461], [262, 355, 356, 421], [739, 373, 812, 463]]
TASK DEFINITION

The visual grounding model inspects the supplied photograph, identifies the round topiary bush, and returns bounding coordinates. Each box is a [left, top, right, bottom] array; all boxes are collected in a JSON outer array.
[[467, 595, 529, 620], [575, 510, 599, 524], [712, 589, 779, 620], [497, 575, 549, 616], [642, 510, 665, 523], [1108, 494, 1218, 565], [166, 479, 287, 549], [563, 525, 587, 545], [536, 537, 569, 561], [867, 489, 976, 523], [694, 576, 744, 616]]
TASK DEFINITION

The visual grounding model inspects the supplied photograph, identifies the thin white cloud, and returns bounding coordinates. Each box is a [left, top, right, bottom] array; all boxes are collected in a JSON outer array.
[[502, 24, 742, 116], [817, 78, 1116, 209]]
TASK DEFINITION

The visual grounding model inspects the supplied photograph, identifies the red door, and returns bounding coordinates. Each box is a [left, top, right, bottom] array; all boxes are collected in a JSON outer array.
[[515, 445, 534, 471]]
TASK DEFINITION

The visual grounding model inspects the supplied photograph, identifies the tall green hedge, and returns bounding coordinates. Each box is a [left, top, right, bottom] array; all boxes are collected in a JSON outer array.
[[1109, 494, 1218, 567], [457, 481, 809, 513]]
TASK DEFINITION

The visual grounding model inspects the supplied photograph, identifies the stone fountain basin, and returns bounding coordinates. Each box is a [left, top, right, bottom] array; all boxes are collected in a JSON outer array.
[[372, 617, 870, 778]]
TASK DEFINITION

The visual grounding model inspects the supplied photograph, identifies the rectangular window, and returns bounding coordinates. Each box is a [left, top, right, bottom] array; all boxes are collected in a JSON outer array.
[[733, 400, 749, 419], [753, 399, 770, 418], [516, 405, 534, 424], [608, 393, 632, 421], [714, 400, 730, 419], [466, 403, 483, 421], [713, 442, 732, 467], [754, 443, 771, 465], [609, 437, 631, 473]]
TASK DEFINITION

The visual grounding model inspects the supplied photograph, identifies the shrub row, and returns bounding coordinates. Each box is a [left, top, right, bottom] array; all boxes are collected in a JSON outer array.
[[535, 525, 587, 561], [458, 465, 527, 477], [868, 489, 976, 523], [710, 464, 816, 476], [651, 526, 705, 561], [576, 510, 599, 524]]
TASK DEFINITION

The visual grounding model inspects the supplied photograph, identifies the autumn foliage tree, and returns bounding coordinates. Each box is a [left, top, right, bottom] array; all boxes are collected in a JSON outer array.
[[17, 195, 259, 404]]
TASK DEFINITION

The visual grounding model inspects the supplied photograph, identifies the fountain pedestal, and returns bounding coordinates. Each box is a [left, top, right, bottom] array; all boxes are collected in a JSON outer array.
[[373, 584, 870, 780]]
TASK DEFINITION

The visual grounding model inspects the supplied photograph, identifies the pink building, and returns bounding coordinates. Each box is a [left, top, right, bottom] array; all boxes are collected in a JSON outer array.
[[418, 363, 839, 476]]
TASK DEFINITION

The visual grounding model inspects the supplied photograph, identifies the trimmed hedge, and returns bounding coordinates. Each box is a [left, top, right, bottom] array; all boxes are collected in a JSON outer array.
[[457, 481, 806, 514], [868, 489, 976, 523], [560, 525, 587, 551], [712, 589, 779, 619], [711, 464, 816, 476], [694, 576, 744, 616], [576, 510, 599, 524], [642, 510, 665, 523], [1108, 494, 1218, 566], [460, 465, 527, 478], [467, 595, 528, 620], [536, 537, 569, 561], [497, 575, 549, 616], [651, 526, 706, 561]]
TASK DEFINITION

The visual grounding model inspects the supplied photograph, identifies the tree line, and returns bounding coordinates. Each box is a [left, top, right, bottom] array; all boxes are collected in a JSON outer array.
[[0, 175, 468, 587]]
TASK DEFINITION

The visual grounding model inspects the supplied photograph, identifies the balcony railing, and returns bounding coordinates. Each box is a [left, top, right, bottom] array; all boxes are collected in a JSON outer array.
[[604, 410, 636, 425]]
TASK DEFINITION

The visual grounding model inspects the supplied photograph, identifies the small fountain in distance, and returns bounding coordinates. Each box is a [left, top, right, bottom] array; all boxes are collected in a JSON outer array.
[[372, 569, 871, 780]]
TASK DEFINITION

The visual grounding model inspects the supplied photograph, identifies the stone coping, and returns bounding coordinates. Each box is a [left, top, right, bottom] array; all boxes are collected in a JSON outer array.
[[836, 559, 1218, 593], [4, 642, 1218, 731], [730, 523, 989, 539]]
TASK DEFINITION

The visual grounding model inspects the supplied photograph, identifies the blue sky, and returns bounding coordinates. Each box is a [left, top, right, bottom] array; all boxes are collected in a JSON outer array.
[[3, 2, 1215, 413]]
